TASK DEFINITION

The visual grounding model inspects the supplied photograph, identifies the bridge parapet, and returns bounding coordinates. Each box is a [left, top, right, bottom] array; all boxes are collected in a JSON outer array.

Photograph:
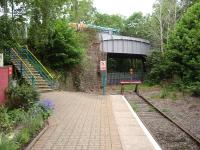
[[99, 33, 151, 56]]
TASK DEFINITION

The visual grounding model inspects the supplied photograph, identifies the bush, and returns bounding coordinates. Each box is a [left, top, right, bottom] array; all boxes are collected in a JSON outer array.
[[0, 107, 27, 134], [166, 2, 200, 96], [6, 84, 39, 109], [146, 51, 173, 84], [16, 128, 30, 145], [0, 134, 19, 150], [0, 101, 53, 149], [41, 20, 83, 73], [146, 2, 200, 96], [187, 82, 200, 96], [8, 108, 26, 127], [14, 103, 52, 147], [24, 104, 47, 134], [0, 107, 13, 133]]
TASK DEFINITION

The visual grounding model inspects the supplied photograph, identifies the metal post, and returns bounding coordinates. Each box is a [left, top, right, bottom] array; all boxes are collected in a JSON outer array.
[[101, 72, 107, 95], [135, 84, 139, 93]]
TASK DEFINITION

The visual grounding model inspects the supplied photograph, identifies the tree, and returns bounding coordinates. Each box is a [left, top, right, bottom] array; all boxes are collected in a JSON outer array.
[[65, 0, 96, 23], [122, 12, 150, 39], [45, 20, 83, 74], [0, 15, 17, 49], [94, 13, 125, 30], [150, 0, 178, 52], [165, 2, 200, 95], [27, 0, 67, 53]]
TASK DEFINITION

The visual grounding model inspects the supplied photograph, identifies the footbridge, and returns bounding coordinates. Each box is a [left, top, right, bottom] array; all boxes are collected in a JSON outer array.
[[99, 33, 151, 56], [97, 33, 151, 85]]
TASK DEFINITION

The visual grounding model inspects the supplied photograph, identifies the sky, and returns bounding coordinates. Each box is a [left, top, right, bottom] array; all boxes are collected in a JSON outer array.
[[93, 0, 155, 17]]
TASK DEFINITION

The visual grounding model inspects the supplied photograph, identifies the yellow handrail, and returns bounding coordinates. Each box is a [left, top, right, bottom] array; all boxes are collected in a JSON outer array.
[[11, 48, 36, 79], [25, 46, 54, 79]]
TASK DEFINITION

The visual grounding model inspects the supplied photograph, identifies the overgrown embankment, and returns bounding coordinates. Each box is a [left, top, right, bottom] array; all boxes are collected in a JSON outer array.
[[146, 2, 200, 96]]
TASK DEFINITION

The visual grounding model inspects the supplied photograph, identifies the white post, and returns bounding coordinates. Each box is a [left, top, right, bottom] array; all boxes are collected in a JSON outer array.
[[0, 53, 3, 67]]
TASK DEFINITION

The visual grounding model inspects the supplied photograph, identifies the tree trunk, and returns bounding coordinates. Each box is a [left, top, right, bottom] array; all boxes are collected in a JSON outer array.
[[11, 0, 14, 21], [3, 0, 8, 15], [159, 0, 164, 54]]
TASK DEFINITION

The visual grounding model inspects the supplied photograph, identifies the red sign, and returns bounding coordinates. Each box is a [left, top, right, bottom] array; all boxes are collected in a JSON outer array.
[[0, 67, 9, 104], [8, 66, 13, 76], [100, 61, 107, 71]]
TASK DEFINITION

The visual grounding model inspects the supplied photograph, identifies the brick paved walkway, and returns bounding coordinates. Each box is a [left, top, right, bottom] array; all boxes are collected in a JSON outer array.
[[30, 92, 123, 150]]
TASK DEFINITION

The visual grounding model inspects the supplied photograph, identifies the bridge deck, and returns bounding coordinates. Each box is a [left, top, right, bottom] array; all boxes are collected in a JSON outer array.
[[99, 33, 151, 56]]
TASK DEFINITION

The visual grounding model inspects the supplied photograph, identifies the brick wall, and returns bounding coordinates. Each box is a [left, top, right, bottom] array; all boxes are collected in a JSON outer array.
[[80, 31, 107, 93]]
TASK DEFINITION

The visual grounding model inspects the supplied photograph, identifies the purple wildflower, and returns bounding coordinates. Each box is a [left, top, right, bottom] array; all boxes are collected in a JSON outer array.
[[40, 99, 54, 111]]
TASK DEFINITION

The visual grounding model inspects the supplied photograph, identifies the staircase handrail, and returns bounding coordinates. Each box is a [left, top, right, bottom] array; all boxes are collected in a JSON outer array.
[[25, 46, 54, 80], [18, 47, 54, 87], [11, 48, 36, 84]]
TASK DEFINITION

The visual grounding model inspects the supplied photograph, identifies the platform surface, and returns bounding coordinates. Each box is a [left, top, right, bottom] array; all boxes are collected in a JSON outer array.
[[29, 92, 160, 150], [111, 95, 160, 150]]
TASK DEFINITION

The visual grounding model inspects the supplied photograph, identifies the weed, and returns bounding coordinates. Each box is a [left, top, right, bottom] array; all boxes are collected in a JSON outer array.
[[162, 108, 170, 112], [150, 94, 163, 100], [148, 106, 156, 112], [130, 102, 139, 112], [16, 128, 30, 145], [0, 107, 13, 133], [159, 88, 168, 99], [170, 92, 177, 101]]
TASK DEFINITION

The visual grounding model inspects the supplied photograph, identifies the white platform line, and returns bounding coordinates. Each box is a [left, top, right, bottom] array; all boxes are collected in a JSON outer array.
[[122, 96, 162, 150]]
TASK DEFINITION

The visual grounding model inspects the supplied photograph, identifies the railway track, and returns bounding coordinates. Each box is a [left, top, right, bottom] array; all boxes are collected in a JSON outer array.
[[126, 93, 200, 150]]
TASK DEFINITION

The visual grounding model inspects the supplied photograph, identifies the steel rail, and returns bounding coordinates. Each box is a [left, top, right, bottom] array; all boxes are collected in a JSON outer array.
[[136, 92, 200, 146]]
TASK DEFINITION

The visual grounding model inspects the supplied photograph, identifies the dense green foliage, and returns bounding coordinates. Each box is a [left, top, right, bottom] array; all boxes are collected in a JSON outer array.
[[148, 2, 200, 95], [0, 0, 90, 77], [6, 84, 39, 109], [122, 12, 150, 39], [146, 51, 171, 83], [0, 101, 53, 149], [0, 134, 19, 150], [67, 0, 96, 23], [94, 13, 125, 30], [44, 20, 83, 73], [167, 2, 200, 95], [0, 16, 17, 49]]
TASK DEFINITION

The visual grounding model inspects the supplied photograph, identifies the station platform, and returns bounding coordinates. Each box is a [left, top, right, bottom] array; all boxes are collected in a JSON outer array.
[[111, 95, 161, 150], [28, 92, 161, 150]]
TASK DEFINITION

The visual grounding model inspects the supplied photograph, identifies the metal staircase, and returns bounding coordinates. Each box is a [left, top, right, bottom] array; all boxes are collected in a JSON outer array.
[[8, 48, 55, 92]]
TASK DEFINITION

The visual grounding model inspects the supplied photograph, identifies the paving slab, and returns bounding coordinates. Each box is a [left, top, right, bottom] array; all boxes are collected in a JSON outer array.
[[29, 92, 160, 150], [29, 92, 123, 150], [111, 95, 161, 150]]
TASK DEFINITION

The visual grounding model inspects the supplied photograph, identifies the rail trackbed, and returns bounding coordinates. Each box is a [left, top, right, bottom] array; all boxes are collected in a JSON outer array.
[[126, 93, 200, 150]]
